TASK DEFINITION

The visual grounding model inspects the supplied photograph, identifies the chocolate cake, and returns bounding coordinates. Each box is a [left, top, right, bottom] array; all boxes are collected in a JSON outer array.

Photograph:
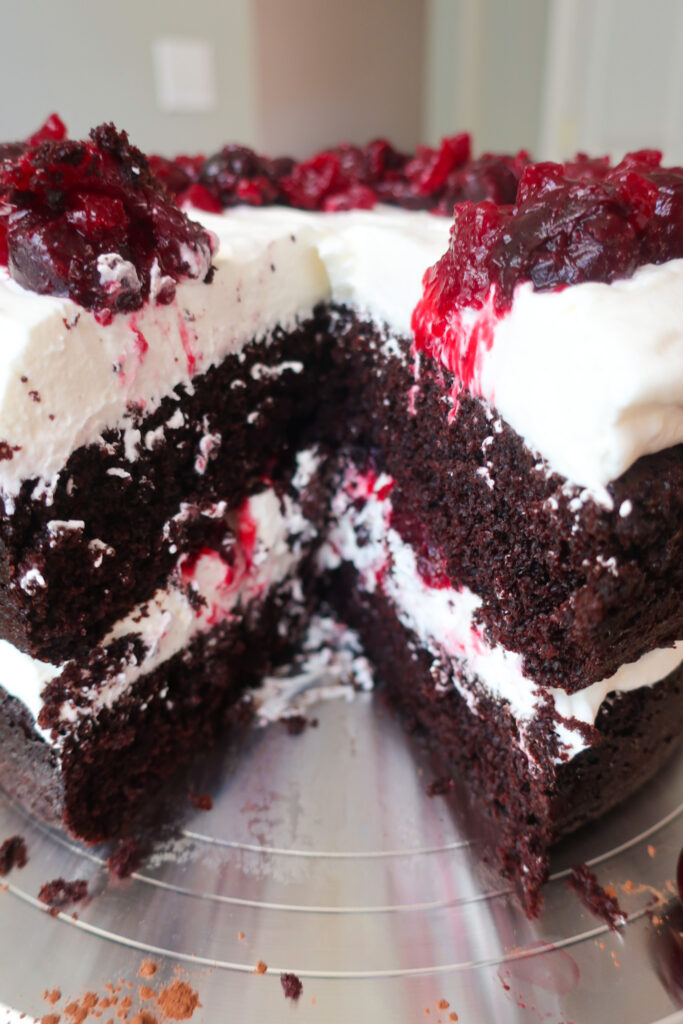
[[0, 117, 680, 916]]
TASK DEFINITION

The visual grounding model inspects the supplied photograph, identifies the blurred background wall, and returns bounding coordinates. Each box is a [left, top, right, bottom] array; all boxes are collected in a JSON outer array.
[[0, 0, 679, 160]]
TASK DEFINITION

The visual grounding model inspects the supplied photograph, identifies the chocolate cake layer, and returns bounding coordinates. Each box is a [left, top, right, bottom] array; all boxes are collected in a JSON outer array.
[[327, 563, 683, 915], [0, 582, 312, 841], [3, 301, 679, 690], [0, 313, 332, 662], [324, 307, 683, 692]]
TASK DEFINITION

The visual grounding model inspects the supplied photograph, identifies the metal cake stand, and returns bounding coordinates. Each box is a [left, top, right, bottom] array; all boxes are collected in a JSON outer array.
[[0, 687, 682, 1024]]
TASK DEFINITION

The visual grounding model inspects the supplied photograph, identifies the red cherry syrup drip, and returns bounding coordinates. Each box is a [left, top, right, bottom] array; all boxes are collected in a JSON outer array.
[[412, 148, 683, 378]]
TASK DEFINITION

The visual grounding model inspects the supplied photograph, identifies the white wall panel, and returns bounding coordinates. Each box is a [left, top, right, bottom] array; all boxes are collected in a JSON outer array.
[[541, 0, 683, 161], [424, 0, 548, 154], [0, 0, 257, 155]]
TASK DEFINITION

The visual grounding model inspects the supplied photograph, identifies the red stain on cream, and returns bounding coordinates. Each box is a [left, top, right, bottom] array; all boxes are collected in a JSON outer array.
[[130, 316, 149, 362], [177, 311, 197, 376]]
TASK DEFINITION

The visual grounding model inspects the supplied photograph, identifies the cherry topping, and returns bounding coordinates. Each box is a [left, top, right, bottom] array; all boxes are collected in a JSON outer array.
[[413, 149, 683, 369], [405, 133, 471, 196], [0, 119, 216, 315], [199, 144, 288, 207], [155, 132, 528, 216]]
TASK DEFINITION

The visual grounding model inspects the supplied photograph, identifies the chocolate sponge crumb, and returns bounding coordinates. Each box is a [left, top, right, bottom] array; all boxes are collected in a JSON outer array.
[[38, 877, 89, 911], [0, 835, 27, 876], [280, 972, 303, 1001], [107, 837, 142, 879], [567, 864, 627, 930]]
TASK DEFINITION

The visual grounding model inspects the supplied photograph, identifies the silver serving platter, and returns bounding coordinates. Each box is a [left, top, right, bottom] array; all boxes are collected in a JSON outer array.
[[0, 685, 682, 1023]]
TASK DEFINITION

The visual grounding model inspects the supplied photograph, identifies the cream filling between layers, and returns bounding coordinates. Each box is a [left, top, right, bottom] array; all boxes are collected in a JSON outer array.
[[0, 480, 317, 747], [318, 465, 683, 765]]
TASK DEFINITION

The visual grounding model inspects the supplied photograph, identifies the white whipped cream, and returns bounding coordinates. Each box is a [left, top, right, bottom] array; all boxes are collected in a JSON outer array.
[[483, 264, 683, 491], [0, 204, 680, 499], [0, 481, 316, 746], [319, 465, 683, 763], [0, 213, 330, 497]]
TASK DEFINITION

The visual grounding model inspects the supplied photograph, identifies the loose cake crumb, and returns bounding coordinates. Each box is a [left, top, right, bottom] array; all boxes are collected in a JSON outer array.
[[426, 777, 453, 797], [38, 878, 88, 910], [40, 1015, 60, 1024], [139, 986, 156, 1001], [253, 960, 268, 975], [43, 990, 61, 1006], [567, 865, 627, 930], [155, 980, 200, 1020], [116, 995, 133, 1018], [280, 973, 303, 1001], [107, 838, 141, 879], [0, 835, 28, 875], [437, 1000, 449, 1010], [280, 714, 316, 735]]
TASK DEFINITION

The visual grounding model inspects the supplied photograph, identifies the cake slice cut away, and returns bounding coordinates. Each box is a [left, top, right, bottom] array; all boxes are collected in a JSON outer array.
[[0, 123, 680, 916]]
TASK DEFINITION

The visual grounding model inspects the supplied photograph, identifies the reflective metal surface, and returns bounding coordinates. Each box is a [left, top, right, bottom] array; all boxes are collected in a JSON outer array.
[[0, 690, 682, 1023]]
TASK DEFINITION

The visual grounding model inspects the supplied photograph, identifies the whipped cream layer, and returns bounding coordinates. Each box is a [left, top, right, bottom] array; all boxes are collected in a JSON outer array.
[[0, 213, 331, 498], [0, 205, 450, 499], [0, 479, 316, 746], [320, 465, 683, 763], [221, 205, 451, 337], [419, 261, 683, 495], [0, 202, 681, 500]]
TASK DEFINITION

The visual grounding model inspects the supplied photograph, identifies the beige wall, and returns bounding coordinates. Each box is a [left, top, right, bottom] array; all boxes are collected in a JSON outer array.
[[252, 0, 424, 157], [424, 0, 549, 154], [0, 0, 550, 160], [0, 0, 425, 158]]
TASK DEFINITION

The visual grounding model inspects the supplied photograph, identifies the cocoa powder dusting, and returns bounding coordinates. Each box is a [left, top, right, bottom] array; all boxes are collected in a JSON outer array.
[[138, 961, 158, 979], [116, 995, 133, 1019], [155, 981, 200, 1020], [64, 991, 99, 1024], [40, 956, 201, 1023]]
